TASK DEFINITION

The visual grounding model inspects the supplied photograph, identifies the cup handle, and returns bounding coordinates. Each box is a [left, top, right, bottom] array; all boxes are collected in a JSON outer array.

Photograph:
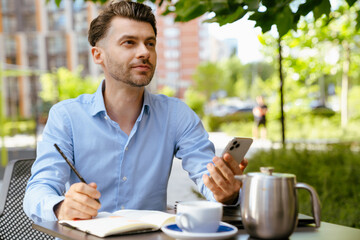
[[176, 213, 193, 231], [296, 182, 321, 227]]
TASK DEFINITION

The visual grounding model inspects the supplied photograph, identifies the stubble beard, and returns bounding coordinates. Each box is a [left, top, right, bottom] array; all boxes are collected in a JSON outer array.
[[108, 60, 155, 88]]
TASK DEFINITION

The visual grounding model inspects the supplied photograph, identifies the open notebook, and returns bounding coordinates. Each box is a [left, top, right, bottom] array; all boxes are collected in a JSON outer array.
[[59, 209, 175, 237]]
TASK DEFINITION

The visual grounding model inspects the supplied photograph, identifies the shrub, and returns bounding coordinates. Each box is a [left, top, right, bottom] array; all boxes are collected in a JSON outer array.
[[3, 120, 36, 136], [157, 86, 175, 97], [247, 146, 360, 229], [184, 89, 206, 118], [203, 112, 253, 132]]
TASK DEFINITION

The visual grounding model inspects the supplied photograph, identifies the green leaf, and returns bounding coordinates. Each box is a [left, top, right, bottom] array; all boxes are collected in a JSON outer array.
[[249, 11, 275, 33], [261, 0, 277, 9], [356, 10, 360, 32], [257, 34, 266, 45], [276, 6, 294, 37], [209, 2, 232, 16], [313, 0, 331, 20], [172, 0, 208, 21], [345, 0, 357, 7], [215, 7, 247, 25], [55, 0, 61, 7], [174, 2, 208, 22], [161, 6, 173, 16], [244, 0, 260, 11], [297, 0, 322, 17]]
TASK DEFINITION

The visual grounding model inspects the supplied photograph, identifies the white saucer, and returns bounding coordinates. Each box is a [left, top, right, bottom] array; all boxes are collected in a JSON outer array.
[[161, 222, 238, 240]]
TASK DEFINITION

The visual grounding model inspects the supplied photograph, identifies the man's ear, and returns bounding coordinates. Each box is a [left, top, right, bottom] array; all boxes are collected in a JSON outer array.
[[91, 46, 104, 64]]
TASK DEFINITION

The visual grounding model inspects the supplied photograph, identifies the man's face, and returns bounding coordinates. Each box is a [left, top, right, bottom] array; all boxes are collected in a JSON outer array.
[[97, 17, 157, 87]]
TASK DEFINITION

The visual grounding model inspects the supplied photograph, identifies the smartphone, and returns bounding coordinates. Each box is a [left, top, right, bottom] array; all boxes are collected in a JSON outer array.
[[221, 137, 253, 164]]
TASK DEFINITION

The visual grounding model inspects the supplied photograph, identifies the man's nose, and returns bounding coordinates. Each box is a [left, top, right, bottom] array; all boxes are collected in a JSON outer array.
[[136, 43, 150, 59]]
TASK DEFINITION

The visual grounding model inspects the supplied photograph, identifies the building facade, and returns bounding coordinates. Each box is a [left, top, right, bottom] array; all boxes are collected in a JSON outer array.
[[0, 0, 211, 118]]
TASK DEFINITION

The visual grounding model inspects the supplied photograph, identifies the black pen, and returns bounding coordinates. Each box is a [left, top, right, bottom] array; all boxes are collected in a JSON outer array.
[[54, 143, 100, 203]]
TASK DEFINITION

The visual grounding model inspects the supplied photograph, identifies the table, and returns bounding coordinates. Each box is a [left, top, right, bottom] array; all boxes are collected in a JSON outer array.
[[33, 210, 360, 240]]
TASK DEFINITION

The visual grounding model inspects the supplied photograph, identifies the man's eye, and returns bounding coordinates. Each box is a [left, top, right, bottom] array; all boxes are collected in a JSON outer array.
[[147, 42, 156, 47], [124, 40, 135, 45]]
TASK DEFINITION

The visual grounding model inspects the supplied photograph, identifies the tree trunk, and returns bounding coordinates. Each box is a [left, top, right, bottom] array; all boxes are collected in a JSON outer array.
[[278, 37, 285, 146], [341, 41, 350, 128]]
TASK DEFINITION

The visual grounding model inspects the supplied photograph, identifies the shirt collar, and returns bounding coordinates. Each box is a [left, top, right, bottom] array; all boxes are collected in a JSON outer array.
[[91, 80, 151, 116], [91, 80, 106, 116], [143, 88, 151, 114]]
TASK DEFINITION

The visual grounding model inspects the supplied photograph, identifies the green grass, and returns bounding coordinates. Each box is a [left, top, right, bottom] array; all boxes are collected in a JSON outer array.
[[246, 146, 360, 229]]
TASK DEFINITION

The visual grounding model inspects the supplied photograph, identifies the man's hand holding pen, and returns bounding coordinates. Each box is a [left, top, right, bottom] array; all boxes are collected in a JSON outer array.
[[53, 144, 101, 220], [54, 182, 101, 220]]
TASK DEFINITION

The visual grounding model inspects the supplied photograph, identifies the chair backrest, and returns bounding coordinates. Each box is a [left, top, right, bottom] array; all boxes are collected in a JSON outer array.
[[0, 158, 54, 239]]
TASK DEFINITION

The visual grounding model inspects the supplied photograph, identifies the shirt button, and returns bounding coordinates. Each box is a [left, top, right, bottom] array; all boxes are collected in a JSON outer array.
[[122, 176, 127, 181], [125, 147, 128, 151], [104, 116, 108, 120]]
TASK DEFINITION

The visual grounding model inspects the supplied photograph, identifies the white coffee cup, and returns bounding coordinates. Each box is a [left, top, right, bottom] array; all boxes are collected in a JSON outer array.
[[176, 201, 223, 233]]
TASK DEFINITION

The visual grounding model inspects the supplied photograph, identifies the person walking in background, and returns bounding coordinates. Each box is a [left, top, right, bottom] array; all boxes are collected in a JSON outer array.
[[253, 95, 268, 140]]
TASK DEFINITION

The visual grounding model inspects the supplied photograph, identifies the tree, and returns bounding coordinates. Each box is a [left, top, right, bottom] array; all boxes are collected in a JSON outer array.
[[52, 0, 360, 144], [191, 62, 224, 101], [282, 3, 360, 128], [52, 0, 360, 37]]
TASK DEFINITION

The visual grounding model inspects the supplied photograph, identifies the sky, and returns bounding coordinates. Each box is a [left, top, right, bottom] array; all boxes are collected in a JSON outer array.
[[208, 16, 264, 64]]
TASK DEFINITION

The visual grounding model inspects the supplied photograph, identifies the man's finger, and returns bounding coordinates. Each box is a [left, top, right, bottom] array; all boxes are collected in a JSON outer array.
[[239, 159, 248, 173], [213, 157, 236, 183], [73, 182, 101, 200], [223, 153, 242, 175], [207, 161, 234, 195], [203, 173, 222, 195]]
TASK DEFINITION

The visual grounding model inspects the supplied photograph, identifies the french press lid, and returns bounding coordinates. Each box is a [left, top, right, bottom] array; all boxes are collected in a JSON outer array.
[[248, 167, 296, 179]]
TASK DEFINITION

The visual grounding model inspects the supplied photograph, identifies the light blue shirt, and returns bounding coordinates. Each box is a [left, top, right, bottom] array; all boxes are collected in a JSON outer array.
[[24, 81, 216, 222]]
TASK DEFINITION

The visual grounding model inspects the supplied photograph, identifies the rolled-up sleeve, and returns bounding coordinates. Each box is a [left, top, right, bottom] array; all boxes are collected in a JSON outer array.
[[23, 105, 73, 222], [173, 101, 216, 202]]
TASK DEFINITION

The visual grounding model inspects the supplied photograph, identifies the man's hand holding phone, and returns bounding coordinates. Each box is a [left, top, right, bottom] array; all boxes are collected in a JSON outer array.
[[203, 137, 252, 205]]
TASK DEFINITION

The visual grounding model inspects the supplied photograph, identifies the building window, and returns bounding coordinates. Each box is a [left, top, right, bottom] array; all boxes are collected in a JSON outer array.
[[4, 35, 16, 56], [26, 34, 38, 55], [23, 0, 36, 12], [165, 61, 179, 69], [46, 34, 66, 55], [164, 27, 180, 38], [2, 16, 17, 33], [22, 13, 37, 32], [6, 76, 20, 117], [165, 39, 180, 48], [1, 0, 16, 12], [164, 50, 180, 59], [28, 55, 39, 68], [164, 16, 174, 26], [73, 0, 86, 12], [166, 71, 179, 80], [27, 34, 39, 68], [78, 53, 89, 75], [76, 35, 89, 53], [48, 11, 67, 31], [73, 0, 88, 32]]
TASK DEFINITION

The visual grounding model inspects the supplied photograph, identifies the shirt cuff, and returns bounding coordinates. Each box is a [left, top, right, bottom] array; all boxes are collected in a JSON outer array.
[[43, 195, 65, 221]]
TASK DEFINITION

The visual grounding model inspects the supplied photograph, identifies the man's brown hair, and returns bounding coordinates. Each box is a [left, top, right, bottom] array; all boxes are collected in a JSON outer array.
[[88, 0, 157, 46]]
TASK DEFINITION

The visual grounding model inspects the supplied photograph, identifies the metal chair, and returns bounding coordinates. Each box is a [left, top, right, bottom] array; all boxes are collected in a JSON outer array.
[[0, 158, 54, 239]]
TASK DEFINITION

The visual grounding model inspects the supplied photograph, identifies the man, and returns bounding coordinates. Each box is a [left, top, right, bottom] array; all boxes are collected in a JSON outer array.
[[24, 0, 247, 222], [252, 95, 268, 139]]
